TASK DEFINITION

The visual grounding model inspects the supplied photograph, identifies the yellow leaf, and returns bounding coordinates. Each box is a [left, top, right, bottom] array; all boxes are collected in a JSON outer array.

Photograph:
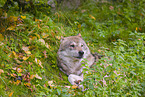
[[25, 51, 31, 55], [42, 33, 49, 38], [89, 15, 96, 20], [55, 36, 61, 40], [12, 51, 18, 58], [0, 34, 4, 41], [7, 26, 16, 31], [30, 75, 35, 79], [71, 85, 78, 89], [35, 33, 40, 39], [10, 74, 17, 78], [98, 49, 102, 52], [35, 19, 42, 22], [24, 83, 31, 87], [12, 16, 18, 22], [21, 15, 26, 19], [78, 24, 81, 29], [14, 80, 21, 85], [17, 68, 22, 73], [136, 27, 138, 31], [23, 56, 29, 60], [0, 69, 4, 75], [9, 91, 14, 97]]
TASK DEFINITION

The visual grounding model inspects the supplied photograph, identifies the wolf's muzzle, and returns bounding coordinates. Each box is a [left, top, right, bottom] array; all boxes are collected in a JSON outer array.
[[77, 51, 84, 59]]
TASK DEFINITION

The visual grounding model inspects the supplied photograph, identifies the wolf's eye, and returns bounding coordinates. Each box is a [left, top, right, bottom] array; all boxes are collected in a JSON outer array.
[[81, 44, 83, 47], [70, 44, 75, 47]]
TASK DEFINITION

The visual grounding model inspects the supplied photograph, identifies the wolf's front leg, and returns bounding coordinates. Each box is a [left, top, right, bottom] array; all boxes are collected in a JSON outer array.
[[68, 74, 83, 85]]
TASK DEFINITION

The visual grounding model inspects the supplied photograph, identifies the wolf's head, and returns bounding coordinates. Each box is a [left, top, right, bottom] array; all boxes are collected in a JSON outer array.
[[59, 33, 90, 59]]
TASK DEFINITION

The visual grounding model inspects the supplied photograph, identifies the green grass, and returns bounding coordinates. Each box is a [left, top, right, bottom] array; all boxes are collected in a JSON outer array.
[[0, 0, 145, 96]]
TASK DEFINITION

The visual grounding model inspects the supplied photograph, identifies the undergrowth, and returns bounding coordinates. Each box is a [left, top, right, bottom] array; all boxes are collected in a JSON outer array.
[[0, 0, 145, 96]]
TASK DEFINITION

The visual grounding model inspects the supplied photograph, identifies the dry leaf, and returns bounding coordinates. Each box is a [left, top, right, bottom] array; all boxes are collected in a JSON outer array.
[[71, 85, 78, 89], [35, 58, 43, 68], [9, 91, 14, 97], [22, 46, 29, 51], [48, 81, 53, 85], [17, 68, 22, 73], [7, 26, 15, 31], [0, 34, 4, 41], [30, 75, 35, 79], [35, 74, 42, 80], [25, 51, 31, 55], [64, 86, 71, 88], [24, 83, 31, 87], [89, 15, 96, 20], [12, 51, 18, 58], [14, 80, 21, 85], [45, 43, 49, 49], [38, 39, 45, 45], [23, 56, 29, 60], [48, 81, 54, 88], [39, 61, 43, 68], [0, 69, 4, 75]]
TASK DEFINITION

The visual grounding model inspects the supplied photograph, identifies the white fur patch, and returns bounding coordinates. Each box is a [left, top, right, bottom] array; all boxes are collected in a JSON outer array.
[[68, 74, 83, 85]]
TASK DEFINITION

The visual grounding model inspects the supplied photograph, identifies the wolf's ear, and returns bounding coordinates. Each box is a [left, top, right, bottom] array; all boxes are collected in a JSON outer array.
[[60, 36, 65, 42], [77, 33, 82, 38]]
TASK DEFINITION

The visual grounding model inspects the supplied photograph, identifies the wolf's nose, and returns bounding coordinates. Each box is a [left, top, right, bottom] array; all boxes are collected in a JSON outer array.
[[79, 51, 84, 55]]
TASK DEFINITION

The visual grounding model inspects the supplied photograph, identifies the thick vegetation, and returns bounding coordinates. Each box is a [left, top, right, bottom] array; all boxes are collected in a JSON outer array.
[[0, 0, 145, 96]]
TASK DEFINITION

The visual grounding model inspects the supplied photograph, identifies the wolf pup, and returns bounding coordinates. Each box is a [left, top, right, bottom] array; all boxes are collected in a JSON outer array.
[[57, 33, 96, 86]]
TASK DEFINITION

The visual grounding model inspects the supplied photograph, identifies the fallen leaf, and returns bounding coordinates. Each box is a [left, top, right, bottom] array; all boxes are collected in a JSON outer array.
[[12, 51, 18, 58], [0, 27, 5, 33], [12, 67, 22, 73], [22, 46, 29, 51], [0, 34, 4, 41], [48, 80, 55, 88], [14, 80, 21, 85], [65, 86, 71, 88], [25, 51, 31, 55], [24, 82, 31, 87], [43, 50, 47, 58], [10, 73, 17, 78], [17, 68, 22, 73], [35, 58, 43, 68], [39, 61, 43, 68], [38, 39, 45, 45], [23, 56, 29, 60], [89, 15, 96, 20], [35, 33, 40, 39], [9, 91, 14, 97], [35, 74, 42, 80], [30, 75, 35, 79], [48, 81, 53, 85], [21, 15, 26, 19], [42, 33, 49, 38], [71, 85, 78, 89], [45, 43, 49, 49], [7, 26, 15, 31], [0, 69, 4, 75]]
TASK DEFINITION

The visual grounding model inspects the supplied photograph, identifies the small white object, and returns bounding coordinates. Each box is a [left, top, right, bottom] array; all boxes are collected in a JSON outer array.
[[68, 74, 83, 85]]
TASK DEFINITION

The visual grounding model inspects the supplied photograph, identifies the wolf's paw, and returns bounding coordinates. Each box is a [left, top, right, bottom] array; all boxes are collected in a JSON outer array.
[[68, 74, 83, 85]]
